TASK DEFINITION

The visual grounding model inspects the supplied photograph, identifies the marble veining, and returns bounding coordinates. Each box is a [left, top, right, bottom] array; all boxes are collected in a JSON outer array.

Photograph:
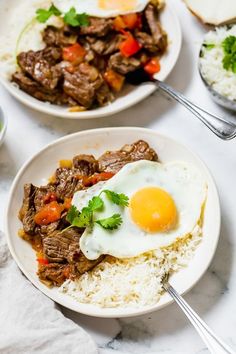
[[0, 0, 236, 352]]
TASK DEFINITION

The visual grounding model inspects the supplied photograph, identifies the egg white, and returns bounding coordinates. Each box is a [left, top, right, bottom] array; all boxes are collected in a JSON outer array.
[[72, 160, 207, 260], [54, 0, 150, 18]]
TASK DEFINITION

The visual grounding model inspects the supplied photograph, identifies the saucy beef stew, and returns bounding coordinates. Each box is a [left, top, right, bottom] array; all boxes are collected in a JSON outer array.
[[18, 140, 158, 287], [12, 4, 167, 110]]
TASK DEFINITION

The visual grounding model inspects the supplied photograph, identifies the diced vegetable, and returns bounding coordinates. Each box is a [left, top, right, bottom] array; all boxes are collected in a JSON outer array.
[[144, 58, 161, 75], [62, 43, 86, 64], [59, 159, 73, 168], [37, 258, 49, 265], [119, 33, 142, 57], [78, 172, 115, 187], [34, 201, 63, 225], [104, 69, 125, 92], [113, 14, 141, 31], [63, 197, 72, 210]]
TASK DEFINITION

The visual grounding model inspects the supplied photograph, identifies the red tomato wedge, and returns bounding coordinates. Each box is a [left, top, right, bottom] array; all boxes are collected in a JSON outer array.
[[119, 33, 142, 57], [144, 58, 161, 75], [34, 201, 63, 225], [62, 43, 86, 64]]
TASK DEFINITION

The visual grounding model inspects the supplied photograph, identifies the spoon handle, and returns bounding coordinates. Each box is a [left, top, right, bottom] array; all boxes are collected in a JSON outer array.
[[156, 80, 236, 140], [164, 282, 235, 354]]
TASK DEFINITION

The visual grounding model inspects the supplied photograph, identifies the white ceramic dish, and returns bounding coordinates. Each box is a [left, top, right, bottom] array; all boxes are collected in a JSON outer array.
[[0, 107, 7, 147], [0, 2, 182, 119], [5, 127, 220, 318]]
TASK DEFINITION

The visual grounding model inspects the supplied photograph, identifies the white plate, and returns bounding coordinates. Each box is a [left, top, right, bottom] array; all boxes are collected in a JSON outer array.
[[5, 127, 220, 318], [0, 2, 182, 119]]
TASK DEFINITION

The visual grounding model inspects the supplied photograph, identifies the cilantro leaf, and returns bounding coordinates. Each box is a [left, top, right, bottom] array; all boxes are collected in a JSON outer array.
[[101, 190, 129, 207], [221, 35, 236, 73], [36, 4, 61, 23], [88, 196, 104, 211], [66, 205, 79, 224], [64, 8, 89, 27], [96, 214, 122, 230], [72, 207, 93, 228]]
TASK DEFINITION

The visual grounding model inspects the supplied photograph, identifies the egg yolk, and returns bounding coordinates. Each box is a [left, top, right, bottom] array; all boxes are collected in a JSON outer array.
[[129, 187, 178, 233], [99, 0, 137, 11]]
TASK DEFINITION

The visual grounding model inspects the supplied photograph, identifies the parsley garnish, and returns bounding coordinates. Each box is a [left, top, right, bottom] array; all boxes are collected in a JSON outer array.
[[101, 190, 129, 207], [65, 189, 128, 232], [63, 8, 89, 27], [35, 4, 89, 27], [36, 4, 61, 23], [96, 214, 122, 230], [222, 35, 236, 73]]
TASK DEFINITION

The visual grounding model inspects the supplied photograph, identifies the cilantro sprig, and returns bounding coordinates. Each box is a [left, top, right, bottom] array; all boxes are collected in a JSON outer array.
[[36, 4, 61, 23], [35, 3, 89, 27], [65, 190, 129, 232], [222, 35, 236, 73]]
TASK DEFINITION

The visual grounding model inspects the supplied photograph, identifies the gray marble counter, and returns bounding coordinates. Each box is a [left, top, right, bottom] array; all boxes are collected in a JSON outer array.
[[0, 0, 236, 353]]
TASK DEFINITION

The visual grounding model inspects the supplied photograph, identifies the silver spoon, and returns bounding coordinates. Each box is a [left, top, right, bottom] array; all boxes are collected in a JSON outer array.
[[126, 70, 236, 140], [162, 276, 236, 354]]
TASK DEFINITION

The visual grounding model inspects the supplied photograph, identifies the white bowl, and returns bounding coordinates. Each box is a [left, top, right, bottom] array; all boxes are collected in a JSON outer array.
[[5, 127, 220, 318], [0, 107, 7, 147], [0, 2, 182, 119]]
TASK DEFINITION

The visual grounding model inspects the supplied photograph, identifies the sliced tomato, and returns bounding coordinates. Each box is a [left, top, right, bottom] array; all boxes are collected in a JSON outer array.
[[63, 197, 72, 210], [119, 33, 142, 57], [37, 258, 49, 265], [34, 201, 63, 225], [113, 16, 126, 31], [79, 172, 115, 187], [62, 43, 86, 64], [144, 58, 161, 75], [114, 14, 141, 31]]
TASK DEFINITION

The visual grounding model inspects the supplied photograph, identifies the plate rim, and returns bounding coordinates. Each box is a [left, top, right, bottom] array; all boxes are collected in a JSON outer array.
[[0, 3, 182, 119], [4, 127, 221, 318]]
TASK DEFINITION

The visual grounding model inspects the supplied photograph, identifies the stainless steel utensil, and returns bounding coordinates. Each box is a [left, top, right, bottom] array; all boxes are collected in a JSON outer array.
[[162, 277, 235, 354], [126, 70, 236, 140]]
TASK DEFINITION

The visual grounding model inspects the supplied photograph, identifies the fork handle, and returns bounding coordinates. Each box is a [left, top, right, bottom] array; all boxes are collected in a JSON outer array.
[[156, 80, 236, 140], [165, 284, 235, 354]]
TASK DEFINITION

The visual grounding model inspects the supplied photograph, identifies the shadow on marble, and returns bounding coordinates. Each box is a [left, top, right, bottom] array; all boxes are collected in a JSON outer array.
[[0, 143, 17, 183]]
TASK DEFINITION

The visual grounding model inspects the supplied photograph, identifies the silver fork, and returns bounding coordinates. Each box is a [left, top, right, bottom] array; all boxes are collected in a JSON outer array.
[[162, 277, 235, 354]]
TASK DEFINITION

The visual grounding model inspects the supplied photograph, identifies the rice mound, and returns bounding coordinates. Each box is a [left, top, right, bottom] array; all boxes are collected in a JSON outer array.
[[60, 225, 202, 308], [199, 25, 236, 101]]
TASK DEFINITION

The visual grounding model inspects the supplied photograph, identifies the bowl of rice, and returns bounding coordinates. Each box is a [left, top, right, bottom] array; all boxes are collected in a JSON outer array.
[[199, 25, 236, 111]]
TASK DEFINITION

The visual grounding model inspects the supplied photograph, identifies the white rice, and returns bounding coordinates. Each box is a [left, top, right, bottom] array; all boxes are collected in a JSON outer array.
[[0, 0, 62, 80], [60, 224, 202, 308], [199, 25, 236, 101]]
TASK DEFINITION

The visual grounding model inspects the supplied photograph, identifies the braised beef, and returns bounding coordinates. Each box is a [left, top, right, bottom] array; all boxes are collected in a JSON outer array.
[[34, 185, 56, 212], [72, 154, 98, 175], [42, 228, 81, 263], [43, 25, 77, 47], [19, 183, 36, 221], [75, 253, 105, 275], [54, 168, 81, 199], [98, 140, 158, 173], [135, 32, 159, 53], [96, 82, 114, 106], [79, 17, 113, 37], [38, 263, 70, 286], [145, 4, 167, 53], [108, 53, 141, 75], [86, 34, 123, 55]]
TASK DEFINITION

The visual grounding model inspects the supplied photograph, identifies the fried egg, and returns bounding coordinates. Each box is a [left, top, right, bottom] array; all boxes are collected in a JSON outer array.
[[54, 0, 150, 18], [72, 160, 207, 260]]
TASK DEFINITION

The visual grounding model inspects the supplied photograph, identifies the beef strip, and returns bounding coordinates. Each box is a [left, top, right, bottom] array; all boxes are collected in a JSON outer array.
[[12, 72, 75, 106], [72, 154, 98, 175], [42, 228, 81, 263], [96, 82, 114, 106], [79, 17, 113, 37], [19, 183, 37, 235], [55, 168, 82, 199], [74, 253, 105, 275], [144, 4, 167, 53], [108, 53, 141, 75], [17, 50, 62, 90], [98, 140, 158, 173], [38, 263, 70, 286], [34, 185, 56, 212], [86, 34, 123, 55], [63, 62, 103, 107], [135, 31, 159, 53], [42, 25, 77, 47]]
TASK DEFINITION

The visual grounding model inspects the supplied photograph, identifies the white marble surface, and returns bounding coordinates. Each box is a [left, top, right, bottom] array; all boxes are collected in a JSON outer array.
[[0, 0, 236, 353]]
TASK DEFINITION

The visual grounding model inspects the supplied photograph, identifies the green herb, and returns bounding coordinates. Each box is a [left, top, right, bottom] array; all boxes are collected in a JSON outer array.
[[66, 205, 79, 224], [203, 43, 215, 50], [88, 196, 104, 211], [221, 35, 236, 73], [36, 4, 61, 23], [63, 8, 89, 27], [101, 190, 129, 207], [96, 214, 122, 230]]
